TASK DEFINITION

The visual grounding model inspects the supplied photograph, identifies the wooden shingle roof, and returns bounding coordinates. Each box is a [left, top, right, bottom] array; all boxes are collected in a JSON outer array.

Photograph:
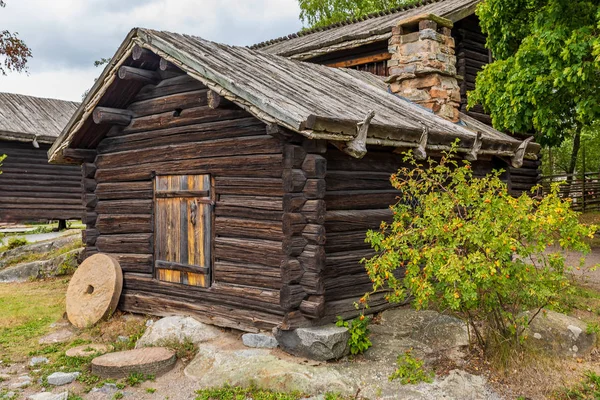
[[50, 28, 538, 164], [0, 92, 79, 144], [251, 0, 479, 60]]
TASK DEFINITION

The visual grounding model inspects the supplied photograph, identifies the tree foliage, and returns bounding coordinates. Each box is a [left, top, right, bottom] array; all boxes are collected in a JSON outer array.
[[469, 0, 600, 149], [298, 0, 419, 28], [362, 148, 597, 350], [0, 1, 31, 75]]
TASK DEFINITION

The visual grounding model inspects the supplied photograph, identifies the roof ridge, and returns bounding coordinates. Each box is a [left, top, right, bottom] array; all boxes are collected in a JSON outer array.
[[249, 0, 440, 50], [0, 91, 79, 105]]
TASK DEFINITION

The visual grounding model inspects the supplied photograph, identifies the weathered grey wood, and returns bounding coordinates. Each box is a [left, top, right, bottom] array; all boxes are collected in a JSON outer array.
[[132, 44, 157, 62], [118, 66, 161, 84], [93, 107, 134, 126]]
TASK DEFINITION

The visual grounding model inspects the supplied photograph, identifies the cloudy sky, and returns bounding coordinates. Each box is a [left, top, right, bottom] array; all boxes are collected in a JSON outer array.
[[0, 0, 303, 102]]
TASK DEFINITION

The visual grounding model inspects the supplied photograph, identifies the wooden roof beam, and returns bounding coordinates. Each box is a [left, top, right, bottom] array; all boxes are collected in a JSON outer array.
[[132, 44, 158, 63], [344, 110, 375, 159], [118, 65, 160, 84], [93, 107, 134, 126]]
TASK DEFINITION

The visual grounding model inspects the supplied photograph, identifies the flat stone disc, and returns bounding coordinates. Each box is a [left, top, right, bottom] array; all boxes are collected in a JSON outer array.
[[91, 348, 177, 378], [66, 343, 112, 358], [66, 254, 123, 329]]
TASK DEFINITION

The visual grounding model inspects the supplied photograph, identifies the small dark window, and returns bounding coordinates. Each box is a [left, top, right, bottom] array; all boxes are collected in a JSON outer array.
[[154, 174, 213, 287]]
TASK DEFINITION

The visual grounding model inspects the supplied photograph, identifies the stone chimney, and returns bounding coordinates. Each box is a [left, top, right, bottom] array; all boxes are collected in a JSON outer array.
[[387, 14, 461, 123]]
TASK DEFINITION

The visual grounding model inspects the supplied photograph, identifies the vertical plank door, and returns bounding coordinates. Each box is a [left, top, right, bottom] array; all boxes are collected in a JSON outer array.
[[154, 174, 212, 287]]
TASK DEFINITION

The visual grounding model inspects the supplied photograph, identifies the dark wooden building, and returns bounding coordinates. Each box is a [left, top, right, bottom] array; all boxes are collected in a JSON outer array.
[[49, 16, 540, 332], [0, 93, 82, 224]]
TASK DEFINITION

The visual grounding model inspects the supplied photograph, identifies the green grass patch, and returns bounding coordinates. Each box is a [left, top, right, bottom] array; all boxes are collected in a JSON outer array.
[[0, 278, 69, 361], [195, 385, 348, 400], [554, 370, 600, 399]]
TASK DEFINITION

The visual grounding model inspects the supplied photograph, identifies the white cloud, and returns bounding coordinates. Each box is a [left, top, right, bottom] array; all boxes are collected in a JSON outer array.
[[0, 0, 303, 101]]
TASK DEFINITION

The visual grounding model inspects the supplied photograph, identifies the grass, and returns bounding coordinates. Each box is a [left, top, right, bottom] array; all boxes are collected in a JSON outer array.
[[554, 370, 600, 399], [195, 385, 349, 400], [0, 278, 69, 361]]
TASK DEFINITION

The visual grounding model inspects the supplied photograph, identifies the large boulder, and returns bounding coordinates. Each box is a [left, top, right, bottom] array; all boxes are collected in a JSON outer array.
[[524, 309, 596, 357], [275, 325, 349, 361], [0, 248, 82, 283], [135, 316, 220, 348], [366, 307, 469, 363]]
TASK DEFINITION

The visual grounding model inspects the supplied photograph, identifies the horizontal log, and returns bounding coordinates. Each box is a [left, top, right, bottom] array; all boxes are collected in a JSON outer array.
[[208, 90, 236, 109], [325, 209, 393, 232], [299, 295, 325, 319], [283, 169, 307, 192], [298, 245, 325, 273], [326, 171, 393, 191], [118, 65, 161, 84], [283, 213, 307, 236], [63, 149, 96, 163], [84, 229, 99, 246], [95, 181, 153, 200], [132, 44, 157, 62], [96, 136, 282, 169], [281, 258, 304, 285], [283, 235, 308, 257], [326, 231, 371, 252], [301, 200, 326, 225], [96, 214, 153, 234], [325, 190, 399, 210], [82, 163, 97, 179], [215, 217, 283, 241], [302, 224, 326, 245], [215, 237, 282, 268], [283, 144, 307, 169], [96, 233, 153, 253], [325, 249, 376, 278], [280, 284, 306, 310], [301, 154, 326, 179], [120, 291, 279, 332], [112, 253, 153, 274], [127, 89, 208, 118], [300, 272, 324, 295], [95, 199, 153, 215], [95, 154, 283, 182], [215, 177, 284, 196], [303, 179, 326, 199], [215, 261, 281, 290], [134, 75, 206, 102], [159, 58, 181, 72], [99, 117, 264, 153], [215, 198, 283, 221], [93, 107, 134, 126]]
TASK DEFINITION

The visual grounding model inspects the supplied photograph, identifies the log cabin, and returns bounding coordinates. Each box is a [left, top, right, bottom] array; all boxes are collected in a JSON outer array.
[[49, 15, 541, 333], [253, 0, 492, 127], [0, 93, 82, 225]]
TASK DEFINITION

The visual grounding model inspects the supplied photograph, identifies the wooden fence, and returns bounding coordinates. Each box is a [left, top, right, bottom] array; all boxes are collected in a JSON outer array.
[[540, 172, 600, 212]]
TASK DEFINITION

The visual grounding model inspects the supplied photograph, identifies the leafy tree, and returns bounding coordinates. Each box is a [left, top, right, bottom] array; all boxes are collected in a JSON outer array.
[[0, 1, 31, 75], [469, 0, 600, 178], [298, 0, 419, 28], [362, 148, 596, 352], [0, 154, 5, 173]]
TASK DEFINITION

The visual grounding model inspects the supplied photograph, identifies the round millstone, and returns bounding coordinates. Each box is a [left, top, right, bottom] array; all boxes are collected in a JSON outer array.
[[91, 347, 177, 378], [65, 343, 112, 358], [66, 254, 123, 329]]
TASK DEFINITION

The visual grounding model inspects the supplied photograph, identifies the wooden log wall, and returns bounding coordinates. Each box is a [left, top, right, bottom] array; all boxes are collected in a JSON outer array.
[[280, 139, 328, 329], [87, 73, 287, 332], [0, 140, 83, 223], [453, 14, 492, 125]]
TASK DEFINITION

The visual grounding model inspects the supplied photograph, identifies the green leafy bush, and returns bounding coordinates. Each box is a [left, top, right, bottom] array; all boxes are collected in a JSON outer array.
[[336, 315, 372, 355], [389, 349, 434, 384], [363, 148, 597, 350]]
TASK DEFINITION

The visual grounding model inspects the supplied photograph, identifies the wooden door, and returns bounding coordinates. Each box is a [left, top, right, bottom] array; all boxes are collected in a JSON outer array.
[[154, 174, 213, 287]]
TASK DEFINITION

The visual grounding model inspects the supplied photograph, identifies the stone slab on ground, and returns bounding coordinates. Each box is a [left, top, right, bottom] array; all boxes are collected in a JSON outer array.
[[29, 357, 48, 367], [524, 309, 596, 357], [135, 316, 220, 348], [65, 344, 111, 357], [26, 392, 68, 400], [0, 230, 81, 269], [275, 325, 349, 361], [91, 347, 177, 378], [46, 371, 80, 386], [39, 329, 75, 345], [242, 333, 278, 349]]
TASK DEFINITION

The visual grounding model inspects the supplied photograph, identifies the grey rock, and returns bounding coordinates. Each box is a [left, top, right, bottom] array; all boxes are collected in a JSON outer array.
[[117, 336, 129, 342], [0, 231, 81, 270], [185, 344, 353, 394], [30, 357, 49, 366], [275, 325, 349, 361], [27, 392, 69, 400], [9, 378, 31, 389], [2, 392, 16, 399], [90, 383, 118, 395], [39, 329, 74, 345], [524, 309, 596, 357], [146, 319, 154, 327], [46, 372, 80, 386], [242, 333, 278, 349], [0, 248, 82, 283], [135, 316, 220, 348]]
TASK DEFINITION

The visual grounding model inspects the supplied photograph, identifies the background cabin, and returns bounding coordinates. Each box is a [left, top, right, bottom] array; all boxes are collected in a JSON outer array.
[[49, 18, 540, 333], [0, 93, 82, 226]]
